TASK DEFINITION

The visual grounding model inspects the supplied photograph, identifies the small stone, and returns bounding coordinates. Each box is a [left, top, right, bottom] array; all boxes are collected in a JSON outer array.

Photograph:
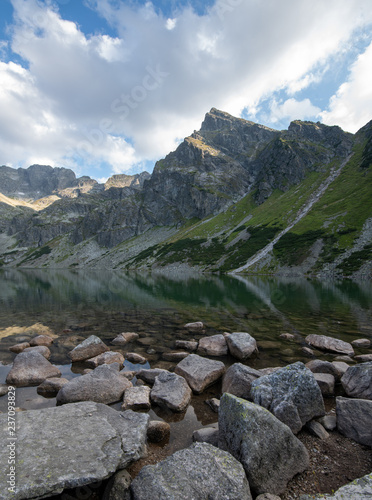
[[85, 351, 125, 368], [136, 369, 169, 385], [23, 346, 51, 359], [37, 377, 69, 396], [306, 420, 329, 440], [103, 469, 131, 500], [162, 352, 189, 361], [352, 338, 371, 348], [175, 354, 225, 394], [331, 361, 350, 379], [184, 321, 204, 331], [205, 398, 220, 413], [68, 335, 109, 363], [175, 340, 198, 352], [0, 384, 9, 397], [318, 415, 337, 431], [111, 332, 139, 345], [147, 421, 170, 443], [355, 354, 372, 362], [29, 335, 54, 347], [120, 370, 136, 380], [302, 347, 315, 356], [306, 359, 338, 377], [280, 333, 295, 340], [9, 342, 30, 353], [122, 386, 151, 411], [151, 371, 192, 412], [193, 426, 219, 447], [126, 353, 147, 364], [313, 373, 335, 396], [197, 334, 228, 357], [226, 332, 258, 360]]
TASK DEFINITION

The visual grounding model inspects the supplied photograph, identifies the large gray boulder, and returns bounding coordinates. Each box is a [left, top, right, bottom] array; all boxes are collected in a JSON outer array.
[[222, 363, 261, 399], [300, 472, 372, 499], [151, 371, 192, 412], [305, 334, 354, 356], [0, 402, 149, 500], [130, 442, 252, 500], [219, 393, 309, 496], [175, 354, 225, 394], [197, 334, 228, 356], [336, 396, 372, 446], [226, 332, 257, 360], [341, 362, 372, 400], [56, 364, 132, 405], [251, 361, 325, 433], [68, 335, 110, 362], [6, 351, 61, 386]]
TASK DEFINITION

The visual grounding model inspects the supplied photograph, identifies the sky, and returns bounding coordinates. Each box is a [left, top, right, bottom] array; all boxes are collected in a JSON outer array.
[[0, 0, 372, 181]]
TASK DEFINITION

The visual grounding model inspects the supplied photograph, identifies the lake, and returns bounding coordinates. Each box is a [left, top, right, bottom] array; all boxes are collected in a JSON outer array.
[[0, 269, 371, 453]]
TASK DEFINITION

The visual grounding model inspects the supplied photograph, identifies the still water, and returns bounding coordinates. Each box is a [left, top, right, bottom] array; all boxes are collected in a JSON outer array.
[[0, 269, 371, 452]]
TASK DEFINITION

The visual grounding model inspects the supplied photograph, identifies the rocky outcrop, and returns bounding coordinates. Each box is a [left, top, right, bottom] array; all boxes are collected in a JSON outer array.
[[0, 402, 149, 499], [130, 442, 252, 500], [218, 393, 309, 496]]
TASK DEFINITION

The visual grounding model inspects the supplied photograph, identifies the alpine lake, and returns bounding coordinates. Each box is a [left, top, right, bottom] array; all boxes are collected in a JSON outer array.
[[0, 269, 371, 456]]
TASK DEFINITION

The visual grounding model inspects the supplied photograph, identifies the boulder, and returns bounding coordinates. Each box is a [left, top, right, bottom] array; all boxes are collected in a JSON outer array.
[[56, 364, 132, 405], [318, 414, 337, 431], [300, 472, 372, 499], [9, 342, 30, 353], [125, 352, 147, 364], [184, 321, 204, 331], [351, 338, 371, 348], [222, 363, 261, 399], [68, 335, 109, 362], [341, 361, 372, 400], [175, 354, 225, 394], [130, 442, 252, 500], [226, 332, 257, 360], [192, 427, 219, 447], [251, 362, 325, 434], [218, 393, 309, 496], [29, 334, 54, 346], [197, 334, 228, 357], [151, 371, 192, 412], [313, 373, 335, 396], [136, 368, 169, 385], [0, 402, 149, 499], [6, 351, 61, 387], [111, 332, 139, 345], [122, 386, 151, 411], [86, 351, 125, 368], [147, 421, 171, 443], [23, 345, 51, 359], [336, 396, 372, 446], [37, 377, 69, 396], [305, 334, 354, 356], [175, 340, 198, 352]]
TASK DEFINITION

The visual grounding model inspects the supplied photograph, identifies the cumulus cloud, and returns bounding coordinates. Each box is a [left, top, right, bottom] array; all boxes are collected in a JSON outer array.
[[321, 40, 372, 133], [268, 98, 321, 124], [1, 0, 372, 177]]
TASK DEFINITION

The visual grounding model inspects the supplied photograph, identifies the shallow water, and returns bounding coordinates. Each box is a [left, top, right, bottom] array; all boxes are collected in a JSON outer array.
[[0, 269, 371, 453]]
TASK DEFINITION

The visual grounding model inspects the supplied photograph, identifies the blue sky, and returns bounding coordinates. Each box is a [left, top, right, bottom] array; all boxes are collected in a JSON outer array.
[[1, 0, 372, 181]]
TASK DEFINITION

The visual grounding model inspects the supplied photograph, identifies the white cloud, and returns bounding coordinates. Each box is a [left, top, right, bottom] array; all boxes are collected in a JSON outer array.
[[269, 98, 321, 124], [1, 0, 372, 177], [321, 40, 372, 133]]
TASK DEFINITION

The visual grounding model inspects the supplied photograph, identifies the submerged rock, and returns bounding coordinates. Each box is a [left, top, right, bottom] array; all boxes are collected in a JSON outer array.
[[175, 340, 198, 352], [147, 421, 171, 443], [130, 442, 252, 500], [219, 393, 309, 496], [68, 335, 109, 362], [111, 332, 139, 345], [175, 354, 225, 394], [305, 334, 354, 356], [184, 321, 204, 331], [6, 351, 61, 387], [0, 402, 149, 499], [125, 352, 147, 364]]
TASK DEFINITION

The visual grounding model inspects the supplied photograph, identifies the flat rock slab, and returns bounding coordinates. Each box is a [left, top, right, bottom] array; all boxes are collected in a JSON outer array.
[[56, 364, 132, 405], [175, 354, 225, 394], [197, 334, 228, 357], [6, 351, 61, 387], [226, 332, 257, 360], [251, 362, 325, 434], [0, 402, 149, 500], [336, 396, 372, 446], [305, 334, 354, 356], [300, 472, 372, 499], [222, 362, 261, 400], [341, 361, 372, 400], [130, 442, 252, 500], [122, 386, 151, 411], [151, 371, 191, 412], [68, 335, 109, 362], [218, 393, 309, 496]]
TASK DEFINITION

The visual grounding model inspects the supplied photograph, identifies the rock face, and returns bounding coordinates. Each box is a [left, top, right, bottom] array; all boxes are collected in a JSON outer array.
[[68, 335, 110, 362], [222, 362, 261, 399], [197, 334, 228, 356], [251, 362, 325, 434], [336, 396, 372, 446], [150, 371, 192, 412], [341, 362, 372, 399], [226, 332, 257, 360], [0, 402, 149, 500], [6, 350, 61, 386], [305, 334, 354, 356], [300, 472, 372, 499], [130, 442, 252, 500], [175, 354, 225, 394], [218, 393, 309, 496], [56, 364, 132, 405]]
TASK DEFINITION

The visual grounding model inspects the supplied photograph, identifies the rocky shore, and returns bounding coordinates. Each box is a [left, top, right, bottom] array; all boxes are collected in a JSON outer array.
[[0, 325, 371, 499]]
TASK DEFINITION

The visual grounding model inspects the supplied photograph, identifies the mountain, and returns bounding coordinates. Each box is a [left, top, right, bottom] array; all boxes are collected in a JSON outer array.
[[0, 109, 371, 278]]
